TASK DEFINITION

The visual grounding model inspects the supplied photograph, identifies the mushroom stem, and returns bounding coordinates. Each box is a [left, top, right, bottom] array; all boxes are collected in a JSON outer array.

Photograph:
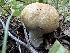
[[29, 29, 43, 47]]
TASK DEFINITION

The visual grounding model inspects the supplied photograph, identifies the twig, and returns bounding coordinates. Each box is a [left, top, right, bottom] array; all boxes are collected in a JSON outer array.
[[22, 22, 38, 53], [0, 18, 38, 53], [0, 18, 27, 46], [22, 22, 31, 45], [55, 0, 59, 9], [17, 37, 21, 53]]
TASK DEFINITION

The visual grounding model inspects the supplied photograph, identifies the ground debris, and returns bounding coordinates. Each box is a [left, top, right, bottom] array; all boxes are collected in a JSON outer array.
[[0, 14, 70, 53]]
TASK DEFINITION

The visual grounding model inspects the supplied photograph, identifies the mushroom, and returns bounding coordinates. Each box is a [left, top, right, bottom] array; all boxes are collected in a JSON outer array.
[[21, 2, 59, 47]]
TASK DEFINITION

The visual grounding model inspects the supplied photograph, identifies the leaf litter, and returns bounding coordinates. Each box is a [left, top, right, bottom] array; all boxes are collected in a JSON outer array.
[[0, 14, 70, 53]]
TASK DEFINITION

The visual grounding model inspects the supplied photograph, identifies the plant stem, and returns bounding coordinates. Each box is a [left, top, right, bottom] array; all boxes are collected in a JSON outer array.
[[55, 0, 59, 9], [1, 10, 14, 53]]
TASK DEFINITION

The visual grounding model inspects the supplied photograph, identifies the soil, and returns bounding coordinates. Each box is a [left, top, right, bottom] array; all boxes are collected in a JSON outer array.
[[0, 14, 70, 53]]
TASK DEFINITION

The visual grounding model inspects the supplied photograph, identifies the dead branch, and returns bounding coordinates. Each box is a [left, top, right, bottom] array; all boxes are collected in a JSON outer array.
[[0, 18, 38, 53]]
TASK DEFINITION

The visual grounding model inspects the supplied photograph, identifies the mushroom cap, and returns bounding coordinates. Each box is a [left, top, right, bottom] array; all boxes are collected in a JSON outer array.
[[21, 2, 59, 33]]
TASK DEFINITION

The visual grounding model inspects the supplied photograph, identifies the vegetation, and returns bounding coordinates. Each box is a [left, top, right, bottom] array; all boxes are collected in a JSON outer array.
[[0, 0, 70, 53]]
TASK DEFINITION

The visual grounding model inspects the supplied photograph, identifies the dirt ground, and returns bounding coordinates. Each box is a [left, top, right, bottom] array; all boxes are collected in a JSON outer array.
[[0, 14, 70, 53]]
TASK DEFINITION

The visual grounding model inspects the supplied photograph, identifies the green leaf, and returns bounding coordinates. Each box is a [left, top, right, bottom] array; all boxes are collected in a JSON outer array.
[[64, 16, 70, 22], [62, 0, 67, 6], [7, 0, 24, 16], [12, 9, 20, 16], [48, 40, 66, 53], [39, 0, 43, 3], [12, 2, 24, 16], [0, 0, 4, 5], [7, 0, 17, 4], [0, 7, 2, 13]]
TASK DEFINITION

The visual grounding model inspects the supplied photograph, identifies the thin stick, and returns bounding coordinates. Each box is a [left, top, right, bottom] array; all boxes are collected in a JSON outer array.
[[22, 22, 31, 45], [0, 19, 38, 53], [55, 0, 59, 9]]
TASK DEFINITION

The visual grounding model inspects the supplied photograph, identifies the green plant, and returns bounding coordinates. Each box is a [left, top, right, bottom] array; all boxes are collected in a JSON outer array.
[[49, 40, 66, 53], [2, 9, 14, 53], [0, 0, 69, 53]]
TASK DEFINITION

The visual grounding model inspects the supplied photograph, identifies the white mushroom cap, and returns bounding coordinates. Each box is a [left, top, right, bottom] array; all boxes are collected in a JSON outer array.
[[21, 2, 59, 33], [21, 2, 59, 47]]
